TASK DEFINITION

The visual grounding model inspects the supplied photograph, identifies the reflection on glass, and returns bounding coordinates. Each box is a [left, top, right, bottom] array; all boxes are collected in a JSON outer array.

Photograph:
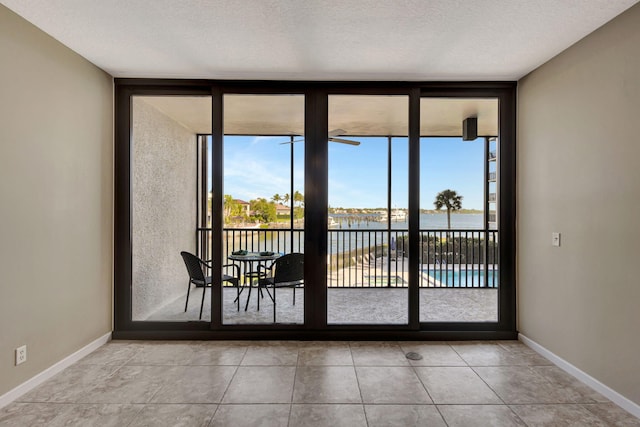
[[419, 98, 499, 323], [327, 95, 409, 325]]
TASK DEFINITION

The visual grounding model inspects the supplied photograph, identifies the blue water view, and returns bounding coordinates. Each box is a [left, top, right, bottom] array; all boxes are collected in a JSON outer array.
[[425, 270, 498, 288], [331, 213, 484, 230], [222, 213, 489, 256]]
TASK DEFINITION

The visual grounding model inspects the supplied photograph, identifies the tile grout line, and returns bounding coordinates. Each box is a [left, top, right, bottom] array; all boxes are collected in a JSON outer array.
[[204, 368, 232, 427], [287, 344, 301, 427], [409, 343, 450, 427], [202, 343, 251, 424], [449, 341, 531, 424], [213, 345, 247, 409], [452, 342, 562, 425], [348, 342, 369, 427]]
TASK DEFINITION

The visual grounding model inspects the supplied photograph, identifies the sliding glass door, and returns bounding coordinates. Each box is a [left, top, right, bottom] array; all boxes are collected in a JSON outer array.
[[419, 97, 500, 323], [326, 95, 409, 325], [220, 94, 305, 325], [114, 80, 516, 338]]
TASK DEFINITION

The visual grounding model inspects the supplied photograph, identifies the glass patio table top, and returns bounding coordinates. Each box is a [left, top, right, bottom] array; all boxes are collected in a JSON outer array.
[[227, 251, 282, 311]]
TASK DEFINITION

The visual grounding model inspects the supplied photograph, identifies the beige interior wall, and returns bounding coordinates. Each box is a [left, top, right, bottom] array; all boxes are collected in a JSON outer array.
[[0, 6, 113, 396], [518, 3, 640, 405], [131, 98, 197, 320]]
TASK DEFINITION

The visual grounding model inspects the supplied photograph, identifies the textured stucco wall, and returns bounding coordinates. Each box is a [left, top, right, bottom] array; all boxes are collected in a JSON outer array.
[[132, 98, 197, 320], [0, 5, 113, 397], [518, 3, 640, 405]]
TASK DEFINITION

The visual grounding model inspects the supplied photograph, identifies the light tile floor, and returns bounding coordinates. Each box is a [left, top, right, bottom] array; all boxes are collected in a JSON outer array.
[[1, 340, 638, 426]]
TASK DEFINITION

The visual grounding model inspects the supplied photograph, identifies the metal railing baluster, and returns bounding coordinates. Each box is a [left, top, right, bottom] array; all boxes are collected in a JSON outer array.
[[196, 227, 499, 290]]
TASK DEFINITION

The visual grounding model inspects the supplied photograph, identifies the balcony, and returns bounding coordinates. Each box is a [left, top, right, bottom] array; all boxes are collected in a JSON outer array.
[[148, 286, 498, 324], [143, 227, 500, 323]]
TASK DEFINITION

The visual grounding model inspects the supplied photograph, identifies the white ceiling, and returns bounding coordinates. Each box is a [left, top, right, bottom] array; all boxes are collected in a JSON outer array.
[[2, 0, 638, 81]]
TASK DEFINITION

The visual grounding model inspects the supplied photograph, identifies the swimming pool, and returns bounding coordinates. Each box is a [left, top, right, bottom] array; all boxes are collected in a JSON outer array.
[[424, 270, 498, 287]]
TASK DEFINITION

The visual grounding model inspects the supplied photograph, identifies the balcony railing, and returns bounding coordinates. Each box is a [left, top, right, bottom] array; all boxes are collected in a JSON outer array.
[[197, 228, 498, 289], [328, 229, 407, 288], [197, 227, 304, 264], [419, 230, 498, 288]]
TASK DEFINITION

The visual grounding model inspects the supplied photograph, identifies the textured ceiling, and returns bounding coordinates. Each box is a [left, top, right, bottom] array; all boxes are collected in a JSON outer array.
[[2, 0, 638, 80]]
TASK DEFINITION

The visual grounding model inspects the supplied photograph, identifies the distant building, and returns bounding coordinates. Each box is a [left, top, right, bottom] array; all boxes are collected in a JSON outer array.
[[275, 203, 290, 216], [234, 199, 251, 216]]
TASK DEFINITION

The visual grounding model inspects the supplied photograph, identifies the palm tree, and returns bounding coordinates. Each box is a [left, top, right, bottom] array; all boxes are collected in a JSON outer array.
[[434, 189, 463, 230], [283, 193, 290, 207], [272, 193, 282, 204], [293, 190, 304, 207]]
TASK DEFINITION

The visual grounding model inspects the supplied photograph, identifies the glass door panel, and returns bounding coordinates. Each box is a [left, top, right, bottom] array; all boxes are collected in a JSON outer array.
[[327, 95, 409, 324], [222, 94, 305, 325], [419, 98, 499, 322], [131, 95, 211, 321]]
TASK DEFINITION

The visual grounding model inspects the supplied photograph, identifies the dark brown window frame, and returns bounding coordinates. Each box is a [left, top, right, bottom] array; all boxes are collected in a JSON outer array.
[[113, 79, 516, 340]]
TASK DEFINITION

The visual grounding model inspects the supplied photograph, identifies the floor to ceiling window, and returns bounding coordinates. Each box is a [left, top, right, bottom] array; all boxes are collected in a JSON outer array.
[[326, 95, 409, 325], [220, 94, 305, 325], [114, 81, 515, 339], [419, 97, 499, 323], [130, 95, 211, 322]]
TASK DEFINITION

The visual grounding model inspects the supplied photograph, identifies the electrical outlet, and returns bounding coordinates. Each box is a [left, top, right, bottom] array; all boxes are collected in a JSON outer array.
[[552, 232, 561, 247], [15, 345, 27, 365]]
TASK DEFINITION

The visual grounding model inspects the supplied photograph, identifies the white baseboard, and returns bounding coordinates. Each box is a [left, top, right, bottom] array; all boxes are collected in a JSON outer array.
[[0, 332, 112, 409], [519, 333, 640, 418]]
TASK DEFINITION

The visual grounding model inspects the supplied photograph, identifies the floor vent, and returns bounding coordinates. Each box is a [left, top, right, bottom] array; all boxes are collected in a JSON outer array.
[[405, 352, 423, 360]]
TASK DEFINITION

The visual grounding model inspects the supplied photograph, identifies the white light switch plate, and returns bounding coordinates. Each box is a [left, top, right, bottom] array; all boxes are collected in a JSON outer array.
[[552, 232, 561, 247]]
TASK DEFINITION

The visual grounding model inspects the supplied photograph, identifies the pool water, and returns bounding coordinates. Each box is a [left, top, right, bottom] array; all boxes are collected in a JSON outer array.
[[425, 270, 498, 287]]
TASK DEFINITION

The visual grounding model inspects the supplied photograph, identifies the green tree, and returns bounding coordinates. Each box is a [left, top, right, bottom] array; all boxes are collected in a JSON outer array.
[[223, 195, 246, 224], [434, 189, 463, 230], [293, 190, 304, 207], [283, 193, 290, 206], [223, 194, 235, 222], [272, 193, 282, 204], [250, 198, 276, 223]]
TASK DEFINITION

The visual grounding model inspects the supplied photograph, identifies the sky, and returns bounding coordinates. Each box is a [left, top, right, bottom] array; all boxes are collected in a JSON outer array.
[[214, 135, 486, 210]]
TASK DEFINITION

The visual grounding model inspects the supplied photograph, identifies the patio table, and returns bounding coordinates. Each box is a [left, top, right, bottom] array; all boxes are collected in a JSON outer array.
[[228, 251, 281, 311]]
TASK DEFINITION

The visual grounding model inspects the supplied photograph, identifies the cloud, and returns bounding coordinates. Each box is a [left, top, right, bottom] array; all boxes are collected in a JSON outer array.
[[224, 141, 291, 201], [249, 136, 286, 146]]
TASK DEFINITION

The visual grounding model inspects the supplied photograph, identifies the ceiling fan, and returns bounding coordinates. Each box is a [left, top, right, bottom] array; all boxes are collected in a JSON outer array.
[[280, 129, 360, 146]]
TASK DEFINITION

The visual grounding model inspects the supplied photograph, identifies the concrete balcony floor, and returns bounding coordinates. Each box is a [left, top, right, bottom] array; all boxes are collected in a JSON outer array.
[[144, 287, 498, 324]]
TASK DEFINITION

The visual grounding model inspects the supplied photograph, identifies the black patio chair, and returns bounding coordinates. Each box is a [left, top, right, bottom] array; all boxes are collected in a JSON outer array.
[[257, 253, 304, 322], [180, 251, 239, 319]]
